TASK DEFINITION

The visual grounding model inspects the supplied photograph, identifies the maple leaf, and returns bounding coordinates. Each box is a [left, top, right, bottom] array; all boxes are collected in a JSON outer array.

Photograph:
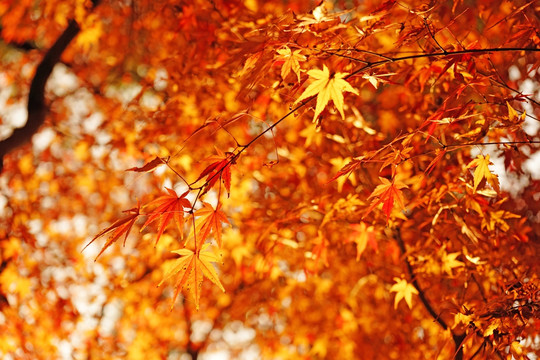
[[467, 154, 500, 193], [159, 244, 225, 310], [453, 313, 473, 328], [196, 148, 235, 196], [329, 157, 357, 192], [299, 122, 324, 147], [329, 156, 366, 183], [390, 278, 418, 309], [424, 149, 447, 175], [275, 46, 306, 82], [364, 177, 408, 220], [294, 65, 359, 123], [481, 210, 521, 232], [348, 222, 377, 260], [75, 14, 102, 53], [297, 2, 336, 26], [84, 203, 140, 260], [140, 188, 191, 245], [483, 322, 499, 336], [126, 156, 165, 172], [506, 101, 526, 123], [510, 341, 524, 359], [440, 250, 464, 276], [361, 72, 395, 89], [194, 202, 230, 248]]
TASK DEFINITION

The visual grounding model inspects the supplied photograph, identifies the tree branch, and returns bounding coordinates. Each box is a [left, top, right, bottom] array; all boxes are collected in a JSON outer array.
[[394, 228, 466, 360], [0, 0, 101, 172]]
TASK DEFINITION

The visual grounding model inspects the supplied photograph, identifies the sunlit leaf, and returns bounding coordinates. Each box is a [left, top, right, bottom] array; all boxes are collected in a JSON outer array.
[[141, 188, 191, 245], [85, 203, 141, 260], [467, 154, 500, 193], [275, 46, 306, 82], [196, 148, 235, 196], [159, 244, 225, 310], [364, 177, 408, 220], [294, 65, 359, 123], [390, 278, 418, 309], [194, 202, 229, 248]]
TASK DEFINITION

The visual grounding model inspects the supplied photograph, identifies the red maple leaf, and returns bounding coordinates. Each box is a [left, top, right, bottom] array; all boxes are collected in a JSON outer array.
[[84, 203, 141, 260], [364, 178, 408, 220], [141, 188, 191, 245], [196, 148, 235, 196]]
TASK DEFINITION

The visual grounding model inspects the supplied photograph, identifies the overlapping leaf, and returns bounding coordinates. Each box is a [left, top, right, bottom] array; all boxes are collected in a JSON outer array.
[[424, 149, 447, 175], [141, 188, 191, 245], [275, 46, 306, 82], [364, 177, 408, 220], [159, 244, 225, 310], [194, 202, 229, 248], [329, 156, 366, 182], [84, 203, 140, 260], [196, 148, 235, 196]]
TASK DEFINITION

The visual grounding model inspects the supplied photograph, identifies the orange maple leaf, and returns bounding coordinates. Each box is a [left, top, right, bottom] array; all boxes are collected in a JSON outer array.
[[141, 188, 191, 245], [349, 222, 377, 261], [364, 177, 408, 220], [126, 156, 166, 172], [424, 149, 447, 175], [84, 203, 140, 260], [194, 202, 229, 248], [329, 156, 366, 183], [159, 244, 225, 310], [196, 148, 235, 196]]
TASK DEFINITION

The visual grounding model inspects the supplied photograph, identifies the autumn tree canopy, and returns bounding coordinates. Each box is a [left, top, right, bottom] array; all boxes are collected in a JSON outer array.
[[1, 0, 539, 359]]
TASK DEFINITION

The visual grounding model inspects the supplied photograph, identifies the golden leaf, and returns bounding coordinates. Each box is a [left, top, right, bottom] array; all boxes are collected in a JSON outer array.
[[276, 46, 306, 82], [295, 65, 359, 122], [440, 250, 464, 276], [467, 154, 499, 193], [160, 244, 225, 310], [390, 278, 418, 309]]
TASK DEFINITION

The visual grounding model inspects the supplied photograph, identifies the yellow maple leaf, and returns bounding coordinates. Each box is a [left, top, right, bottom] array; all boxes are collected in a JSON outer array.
[[299, 122, 324, 147], [362, 73, 380, 89], [295, 65, 359, 122], [329, 156, 356, 192], [510, 341, 524, 359], [507, 101, 519, 122], [481, 210, 521, 232], [440, 250, 464, 276], [76, 14, 103, 53], [390, 278, 418, 309], [453, 312, 473, 328], [467, 154, 499, 193], [159, 244, 225, 310], [348, 222, 375, 261], [483, 322, 499, 336], [276, 46, 306, 82], [506, 101, 526, 123]]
